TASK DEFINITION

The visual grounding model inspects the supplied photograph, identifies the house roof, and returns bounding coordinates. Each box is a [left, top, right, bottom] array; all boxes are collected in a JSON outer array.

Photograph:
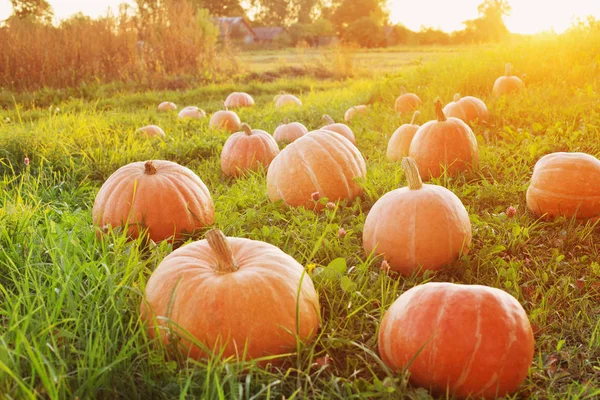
[[253, 27, 286, 41], [214, 16, 256, 38]]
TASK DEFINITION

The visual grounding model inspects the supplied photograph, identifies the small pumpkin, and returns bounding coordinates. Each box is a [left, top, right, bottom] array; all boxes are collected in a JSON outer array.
[[386, 111, 420, 161], [209, 104, 241, 132], [363, 157, 471, 275], [344, 105, 367, 122], [141, 229, 320, 363], [221, 124, 280, 177], [224, 92, 255, 108], [137, 125, 166, 138], [158, 101, 177, 111], [267, 129, 366, 209], [492, 63, 524, 96], [320, 115, 356, 144], [526, 152, 600, 219], [274, 93, 302, 108], [443, 94, 489, 124], [273, 119, 308, 144], [394, 87, 422, 115], [93, 160, 214, 242], [379, 282, 534, 399], [178, 106, 206, 119], [409, 99, 479, 179]]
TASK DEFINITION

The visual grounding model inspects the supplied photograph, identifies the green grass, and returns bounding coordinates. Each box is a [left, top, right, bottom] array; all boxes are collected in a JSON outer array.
[[1, 32, 600, 399]]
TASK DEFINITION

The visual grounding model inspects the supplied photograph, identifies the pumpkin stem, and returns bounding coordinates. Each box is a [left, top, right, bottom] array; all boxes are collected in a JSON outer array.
[[410, 111, 420, 125], [206, 229, 239, 274], [241, 123, 253, 136], [223, 101, 228, 111], [322, 114, 335, 125], [434, 99, 447, 122], [453, 93, 461, 102], [505, 63, 512, 77], [144, 161, 157, 175], [402, 157, 423, 190], [283, 117, 289, 124], [399, 86, 407, 95]]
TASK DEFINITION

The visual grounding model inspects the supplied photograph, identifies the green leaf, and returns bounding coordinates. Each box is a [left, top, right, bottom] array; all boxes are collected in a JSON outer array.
[[327, 257, 347, 275], [340, 276, 357, 293]]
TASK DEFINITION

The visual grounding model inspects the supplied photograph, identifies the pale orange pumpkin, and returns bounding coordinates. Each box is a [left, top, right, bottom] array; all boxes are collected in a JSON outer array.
[[141, 229, 320, 363], [394, 87, 422, 115], [267, 129, 366, 209], [158, 101, 177, 111], [137, 125, 166, 138], [363, 158, 471, 275], [320, 115, 356, 144], [273, 119, 308, 144], [492, 63, 524, 96], [409, 99, 479, 179], [221, 124, 280, 177], [386, 111, 420, 161], [344, 105, 367, 122], [209, 104, 241, 132], [224, 92, 255, 108], [274, 93, 302, 108], [178, 106, 206, 119], [93, 160, 214, 242], [443, 94, 489, 124], [379, 282, 534, 399], [526, 152, 600, 219]]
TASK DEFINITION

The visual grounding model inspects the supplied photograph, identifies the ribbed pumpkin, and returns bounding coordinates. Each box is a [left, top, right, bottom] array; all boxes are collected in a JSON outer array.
[[273, 119, 308, 144], [379, 282, 534, 399], [409, 99, 479, 179], [363, 158, 471, 275], [526, 152, 600, 219], [158, 101, 177, 111], [221, 124, 280, 177], [267, 130, 366, 209], [178, 106, 206, 119], [224, 92, 255, 108], [344, 105, 367, 122], [137, 125, 166, 138], [93, 160, 214, 242], [209, 105, 241, 132], [492, 63, 524, 96], [141, 229, 320, 363], [443, 94, 489, 124], [394, 87, 422, 114], [386, 111, 420, 161], [274, 93, 302, 108], [321, 115, 356, 144]]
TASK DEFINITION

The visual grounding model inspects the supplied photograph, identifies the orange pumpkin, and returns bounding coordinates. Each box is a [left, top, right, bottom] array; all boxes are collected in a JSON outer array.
[[93, 160, 214, 242], [137, 125, 166, 138], [492, 63, 524, 96], [320, 115, 356, 144], [386, 111, 420, 161], [209, 104, 241, 132], [344, 105, 367, 122], [274, 93, 302, 108], [379, 282, 534, 399], [221, 124, 280, 177], [443, 94, 489, 124], [409, 99, 479, 179], [394, 87, 422, 114], [224, 92, 255, 108], [526, 152, 600, 219], [273, 119, 308, 144], [363, 158, 471, 275], [178, 106, 206, 119], [158, 101, 177, 111], [267, 129, 366, 209], [141, 229, 320, 363]]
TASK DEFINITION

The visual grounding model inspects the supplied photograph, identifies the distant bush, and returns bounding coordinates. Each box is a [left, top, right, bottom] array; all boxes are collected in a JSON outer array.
[[343, 17, 385, 48]]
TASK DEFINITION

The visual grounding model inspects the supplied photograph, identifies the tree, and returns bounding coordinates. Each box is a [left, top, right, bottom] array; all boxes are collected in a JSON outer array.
[[461, 0, 511, 42], [9, 0, 53, 22], [332, 0, 388, 31], [190, 0, 244, 17], [343, 16, 385, 48]]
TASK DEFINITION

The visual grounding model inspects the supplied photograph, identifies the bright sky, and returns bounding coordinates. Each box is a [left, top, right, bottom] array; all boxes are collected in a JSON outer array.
[[1, 0, 600, 34]]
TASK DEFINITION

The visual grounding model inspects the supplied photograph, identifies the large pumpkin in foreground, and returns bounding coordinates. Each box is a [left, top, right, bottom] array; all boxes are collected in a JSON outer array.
[[442, 94, 489, 125], [386, 111, 420, 161], [363, 158, 471, 275], [267, 130, 366, 208], [526, 152, 600, 219], [141, 229, 320, 363], [93, 160, 214, 242], [221, 124, 279, 177], [379, 282, 534, 399], [492, 63, 524, 96]]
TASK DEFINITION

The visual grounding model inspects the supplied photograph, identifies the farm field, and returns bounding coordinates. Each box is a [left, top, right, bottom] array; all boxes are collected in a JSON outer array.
[[1, 32, 600, 400]]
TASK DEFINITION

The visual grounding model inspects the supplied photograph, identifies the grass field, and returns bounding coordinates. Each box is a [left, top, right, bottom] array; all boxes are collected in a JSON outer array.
[[1, 32, 600, 399]]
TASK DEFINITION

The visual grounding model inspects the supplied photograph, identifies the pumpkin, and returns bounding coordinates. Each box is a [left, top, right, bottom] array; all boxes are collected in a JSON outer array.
[[526, 152, 600, 219], [93, 160, 214, 242], [379, 282, 534, 399], [209, 104, 241, 132], [394, 87, 422, 114], [386, 111, 420, 161], [492, 63, 524, 96], [137, 125, 166, 138], [221, 124, 280, 177], [141, 229, 320, 363], [178, 106, 206, 119], [224, 92, 255, 108], [443, 94, 489, 124], [274, 93, 302, 108], [409, 99, 479, 179], [363, 157, 471, 275], [273, 119, 308, 144], [267, 129, 366, 209], [344, 105, 367, 122], [320, 115, 356, 144], [158, 101, 177, 111]]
